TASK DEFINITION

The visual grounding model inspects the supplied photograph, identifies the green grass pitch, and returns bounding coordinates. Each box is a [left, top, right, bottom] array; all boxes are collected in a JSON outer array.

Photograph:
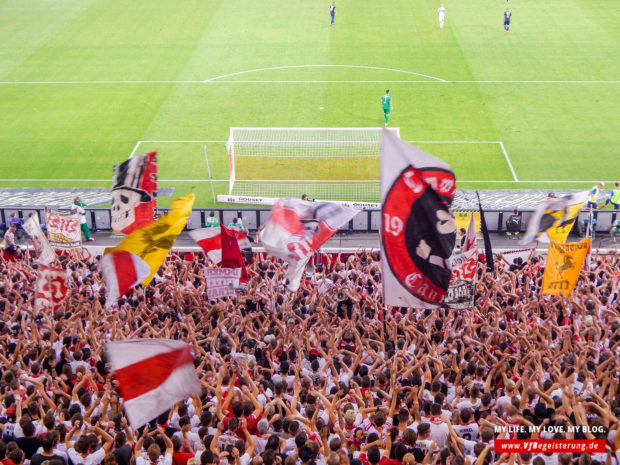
[[0, 0, 618, 207]]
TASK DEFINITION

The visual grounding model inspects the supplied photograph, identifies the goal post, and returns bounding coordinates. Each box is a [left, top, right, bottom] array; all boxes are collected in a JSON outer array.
[[225, 127, 400, 201]]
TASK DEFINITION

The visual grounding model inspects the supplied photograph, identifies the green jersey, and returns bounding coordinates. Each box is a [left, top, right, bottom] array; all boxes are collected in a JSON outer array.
[[611, 188, 620, 204], [206, 216, 219, 227], [381, 94, 392, 110], [228, 221, 243, 230]]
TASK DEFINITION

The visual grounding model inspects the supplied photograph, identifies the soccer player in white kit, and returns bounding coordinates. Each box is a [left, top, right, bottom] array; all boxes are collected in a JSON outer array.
[[438, 4, 446, 28]]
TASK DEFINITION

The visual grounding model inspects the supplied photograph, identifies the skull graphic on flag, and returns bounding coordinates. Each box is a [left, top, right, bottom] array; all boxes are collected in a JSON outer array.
[[112, 152, 158, 234]]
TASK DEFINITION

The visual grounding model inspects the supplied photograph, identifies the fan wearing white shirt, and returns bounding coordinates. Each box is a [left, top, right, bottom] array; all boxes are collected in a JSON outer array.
[[66, 424, 114, 465], [427, 404, 449, 448]]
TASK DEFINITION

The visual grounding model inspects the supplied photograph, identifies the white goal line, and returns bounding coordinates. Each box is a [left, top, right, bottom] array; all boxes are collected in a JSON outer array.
[[128, 139, 519, 182]]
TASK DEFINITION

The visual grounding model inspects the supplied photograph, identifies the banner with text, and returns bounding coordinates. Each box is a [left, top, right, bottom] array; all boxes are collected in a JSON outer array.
[[444, 248, 477, 309], [206, 267, 241, 300], [46, 209, 82, 249]]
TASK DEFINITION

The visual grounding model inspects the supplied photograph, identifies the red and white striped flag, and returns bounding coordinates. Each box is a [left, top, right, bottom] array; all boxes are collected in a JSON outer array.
[[189, 227, 222, 263], [106, 339, 201, 428], [189, 226, 249, 280], [100, 251, 151, 304]]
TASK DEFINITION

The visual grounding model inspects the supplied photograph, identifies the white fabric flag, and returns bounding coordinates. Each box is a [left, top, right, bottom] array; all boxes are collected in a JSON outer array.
[[259, 199, 358, 291], [23, 215, 56, 265]]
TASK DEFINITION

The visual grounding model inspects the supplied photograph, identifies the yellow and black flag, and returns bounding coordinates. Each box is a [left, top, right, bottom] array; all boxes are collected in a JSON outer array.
[[105, 191, 195, 284], [542, 238, 589, 296], [521, 192, 588, 244]]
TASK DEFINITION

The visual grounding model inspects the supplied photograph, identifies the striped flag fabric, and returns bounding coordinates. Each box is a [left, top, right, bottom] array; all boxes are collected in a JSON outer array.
[[100, 251, 151, 304], [189, 226, 251, 265], [189, 226, 249, 281], [189, 227, 222, 263], [106, 339, 201, 429]]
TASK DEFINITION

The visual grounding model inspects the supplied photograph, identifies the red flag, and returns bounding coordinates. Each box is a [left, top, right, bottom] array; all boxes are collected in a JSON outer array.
[[220, 226, 248, 281], [34, 266, 68, 314], [106, 339, 201, 428], [100, 251, 150, 304], [189, 227, 251, 275]]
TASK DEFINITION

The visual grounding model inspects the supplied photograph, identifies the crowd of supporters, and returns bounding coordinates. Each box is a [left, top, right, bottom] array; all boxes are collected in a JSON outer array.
[[0, 249, 618, 465]]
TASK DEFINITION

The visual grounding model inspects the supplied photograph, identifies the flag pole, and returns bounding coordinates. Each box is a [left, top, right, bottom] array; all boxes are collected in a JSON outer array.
[[204, 145, 216, 203], [476, 191, 494, 272]]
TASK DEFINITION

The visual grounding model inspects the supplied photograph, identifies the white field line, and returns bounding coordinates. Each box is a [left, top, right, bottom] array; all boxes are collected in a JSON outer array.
[[128, 140, 142, 159], [499, 141, 518, 182], [1, 80, 618, 84], [203, 65, 446, 82]]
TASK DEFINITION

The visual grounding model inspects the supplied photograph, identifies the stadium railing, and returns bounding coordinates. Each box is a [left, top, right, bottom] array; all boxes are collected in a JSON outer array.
[[2, 207, 619, 235]]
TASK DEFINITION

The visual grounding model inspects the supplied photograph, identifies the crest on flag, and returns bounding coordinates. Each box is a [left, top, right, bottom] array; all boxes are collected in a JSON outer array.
[[380, 129, 456, 308], [260, 199, 358, 291], [521, 192, 588, 244], [46, 209, 82, 249], [542, 238, 589, 295], [35, 265, 68, 314], [112, 152, 158, 234]]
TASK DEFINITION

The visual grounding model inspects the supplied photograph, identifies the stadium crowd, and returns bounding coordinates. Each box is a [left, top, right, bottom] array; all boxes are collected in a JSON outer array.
[[0, 248, 618, 465]]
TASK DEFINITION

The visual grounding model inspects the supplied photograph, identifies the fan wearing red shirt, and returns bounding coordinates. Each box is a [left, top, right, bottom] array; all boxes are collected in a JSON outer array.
[[171, 435, 194, 465]]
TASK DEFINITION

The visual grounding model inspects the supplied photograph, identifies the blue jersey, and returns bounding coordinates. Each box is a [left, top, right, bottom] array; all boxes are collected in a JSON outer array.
[[504, 11, 511, 22]]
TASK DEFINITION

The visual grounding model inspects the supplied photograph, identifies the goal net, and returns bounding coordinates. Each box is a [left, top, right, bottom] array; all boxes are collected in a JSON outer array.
[[226, 127, 400, 202]]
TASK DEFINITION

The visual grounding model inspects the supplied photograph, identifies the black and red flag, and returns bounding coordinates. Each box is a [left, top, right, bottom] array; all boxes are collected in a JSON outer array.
[[380, 129, 456, 308]]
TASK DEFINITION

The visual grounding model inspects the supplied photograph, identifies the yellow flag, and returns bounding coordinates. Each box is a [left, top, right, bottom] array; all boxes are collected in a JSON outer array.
[[105, 191, 195, 285], [542, 237, 589, 296]]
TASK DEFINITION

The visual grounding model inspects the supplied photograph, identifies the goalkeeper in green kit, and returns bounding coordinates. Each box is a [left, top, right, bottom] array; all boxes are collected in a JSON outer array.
[[381, 90, 393, 126]]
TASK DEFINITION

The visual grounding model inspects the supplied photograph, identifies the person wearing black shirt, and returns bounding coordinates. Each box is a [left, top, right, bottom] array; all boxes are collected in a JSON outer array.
[[29, 432, 66, 465], [16, 421, 41, 460], [505, 209, 521, 238]]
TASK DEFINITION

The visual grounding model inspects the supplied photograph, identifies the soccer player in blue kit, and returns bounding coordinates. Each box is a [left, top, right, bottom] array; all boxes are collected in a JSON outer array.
[[504, 8, 512, 34]]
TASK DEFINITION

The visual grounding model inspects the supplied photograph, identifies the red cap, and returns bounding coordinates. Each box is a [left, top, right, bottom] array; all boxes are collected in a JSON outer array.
[[309, 349, 319, 356]]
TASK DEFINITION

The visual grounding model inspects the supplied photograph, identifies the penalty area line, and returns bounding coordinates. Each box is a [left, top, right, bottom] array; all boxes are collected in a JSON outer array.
[[499, 141, 518, 182]]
